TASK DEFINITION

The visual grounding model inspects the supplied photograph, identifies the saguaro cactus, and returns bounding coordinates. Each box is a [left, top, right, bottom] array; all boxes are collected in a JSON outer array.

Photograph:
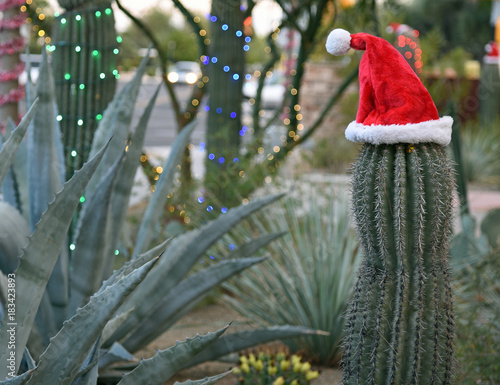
[[326, 29, 455, 383], [50, 0, 118, 180]]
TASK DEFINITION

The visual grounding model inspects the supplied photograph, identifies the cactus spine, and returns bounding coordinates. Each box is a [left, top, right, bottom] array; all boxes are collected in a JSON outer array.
[[51, 1, 118, 180], [343, 143, 455, 384]]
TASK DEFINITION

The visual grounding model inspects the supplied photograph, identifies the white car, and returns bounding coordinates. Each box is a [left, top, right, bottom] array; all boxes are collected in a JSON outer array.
[[167, 61, 201, 85], [243, 72, 286, 110]]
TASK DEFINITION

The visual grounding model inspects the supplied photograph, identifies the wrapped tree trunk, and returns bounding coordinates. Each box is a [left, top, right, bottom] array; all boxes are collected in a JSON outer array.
[[326, 29, 456, 383], [205, 0, 245, 207], [0, 0, 26, 125], [51, 0, 118, 180]]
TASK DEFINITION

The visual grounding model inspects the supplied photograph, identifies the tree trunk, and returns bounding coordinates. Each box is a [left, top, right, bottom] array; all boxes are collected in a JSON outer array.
[[205, 0, 245, 208]]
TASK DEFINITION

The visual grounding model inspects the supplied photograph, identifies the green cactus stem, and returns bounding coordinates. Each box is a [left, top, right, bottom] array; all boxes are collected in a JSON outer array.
[[343, 142, 455, 384], [51, 2, 118, 180]]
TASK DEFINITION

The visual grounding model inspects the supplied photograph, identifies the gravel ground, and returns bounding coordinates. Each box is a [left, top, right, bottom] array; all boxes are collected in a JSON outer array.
[[134, 303, 342, 385]]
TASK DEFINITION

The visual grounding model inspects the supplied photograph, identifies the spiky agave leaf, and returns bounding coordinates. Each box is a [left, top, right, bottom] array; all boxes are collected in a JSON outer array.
[[107, 84, 162, 264], [133, 118, 197, 256], [26, 258, 158, 385], [0, 100, 38, 188], [103, 193, 284, 347], [122, 232, 285, 352], [0, 142, 108, 378], [173, 372, 232, 385], [69, 152, 125, 314], [122, 256, 267, 352], [185, 325, 322, 368], [116, 326, 228, 385], [85, 52, 151, 200]]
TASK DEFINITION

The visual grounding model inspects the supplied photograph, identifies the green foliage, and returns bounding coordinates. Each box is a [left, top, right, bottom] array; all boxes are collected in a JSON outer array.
[[0, 54, 312, 383], [118, 8, 199, 70], [222, 192, 362, 366], [450, 209, 500, 385], [344, 143, 455, 384], [233, 352, 319, 385], [458, 120, 500, 187], [402, 0, 490, 60]]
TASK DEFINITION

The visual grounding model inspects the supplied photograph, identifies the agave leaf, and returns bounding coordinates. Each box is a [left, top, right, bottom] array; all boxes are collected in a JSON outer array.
[[1, 370, 32, 384], [27, 258, 157, 385], [480, 208, 500, 249], [123, 256, 267, 352], [0, 202, 30, 274], [69, 153, 125, 314], [173, 372, 231, 385], [185, 325, 320, 368], [104, 194, 284, 346], [27, 48, 65, 230], [0, 100, 38, 188], [107, 84, 162, 261], [133, 119, 197, 255], [98, 342, 135, 369], [116, 326, 228, 385], [86, 54, 150, 200], [122, 232, 285, 352], [26, 50, 69, 328], [70, 337, 100, 385], [0, 121, 21, 213], [0, 142, 108, 378], [98, 238, 172, 294], [4, 118, 29, 222]]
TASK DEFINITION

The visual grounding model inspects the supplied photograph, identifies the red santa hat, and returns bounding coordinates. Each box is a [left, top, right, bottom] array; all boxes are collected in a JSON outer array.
[[326, 29, 452, 146]]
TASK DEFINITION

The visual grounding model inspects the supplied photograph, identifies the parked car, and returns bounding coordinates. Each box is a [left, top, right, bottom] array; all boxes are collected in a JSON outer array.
[[167, 61, 201, 85], [243, 72, 286, 110]]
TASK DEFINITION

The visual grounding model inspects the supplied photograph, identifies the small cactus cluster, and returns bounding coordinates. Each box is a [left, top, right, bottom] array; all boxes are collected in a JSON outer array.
[[343, 143, 455, 384], [233, 352, 320, 385]]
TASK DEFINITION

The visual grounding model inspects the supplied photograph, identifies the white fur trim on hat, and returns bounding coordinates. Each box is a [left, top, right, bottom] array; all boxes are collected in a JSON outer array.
[[326, 28, 351, 56], [345, 116, 453, 146]]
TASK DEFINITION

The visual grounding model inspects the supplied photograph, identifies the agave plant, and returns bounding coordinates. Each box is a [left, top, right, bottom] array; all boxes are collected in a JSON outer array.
[[221, 191, 362, 366], [0, 50, 315, 383]]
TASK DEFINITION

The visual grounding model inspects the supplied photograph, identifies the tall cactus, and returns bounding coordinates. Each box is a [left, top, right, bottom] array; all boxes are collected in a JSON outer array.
[[326, 29, 455, 383], [50, 0, 118, 180]]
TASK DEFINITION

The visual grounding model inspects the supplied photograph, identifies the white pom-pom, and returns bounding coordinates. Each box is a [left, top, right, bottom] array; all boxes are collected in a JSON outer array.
[[325, 28, 351, 56]]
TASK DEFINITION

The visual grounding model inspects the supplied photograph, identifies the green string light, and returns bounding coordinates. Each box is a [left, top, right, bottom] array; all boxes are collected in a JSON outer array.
[[113, 48, 119, 54], [61, 18, 66, 24], [92, 50, 99, 57], [116, 36, 122, 43], [95, 10, 101, 17], [96, 113, 103, 121], [100, 73, 106, 79], [75, 14, 81, 21], [75, 46, 81, 52], [79, 84, 85, 90], [105, 8, 112, 15], [64, 73, 71, 80], [80, 196, 85, 203]]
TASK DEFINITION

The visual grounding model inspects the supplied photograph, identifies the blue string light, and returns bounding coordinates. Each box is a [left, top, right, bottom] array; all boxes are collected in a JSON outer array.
[[211, 56, 218, 63], [222, 24, 228, 31], [221, 207, 228, 213], [233, 73, 240, 80], [216, 107, 223, 113], [208, 153, 215, 160], [223, 66, 230, 72], [236, 30, 243, 37], [198, 196, 205, 203], [218, 157, 225, 163], [230, 112, 237, 118]]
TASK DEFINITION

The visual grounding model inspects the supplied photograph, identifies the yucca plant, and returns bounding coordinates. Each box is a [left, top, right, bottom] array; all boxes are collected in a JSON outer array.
[[221, 191, 362, 366], [0, 50, 315, 383]]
